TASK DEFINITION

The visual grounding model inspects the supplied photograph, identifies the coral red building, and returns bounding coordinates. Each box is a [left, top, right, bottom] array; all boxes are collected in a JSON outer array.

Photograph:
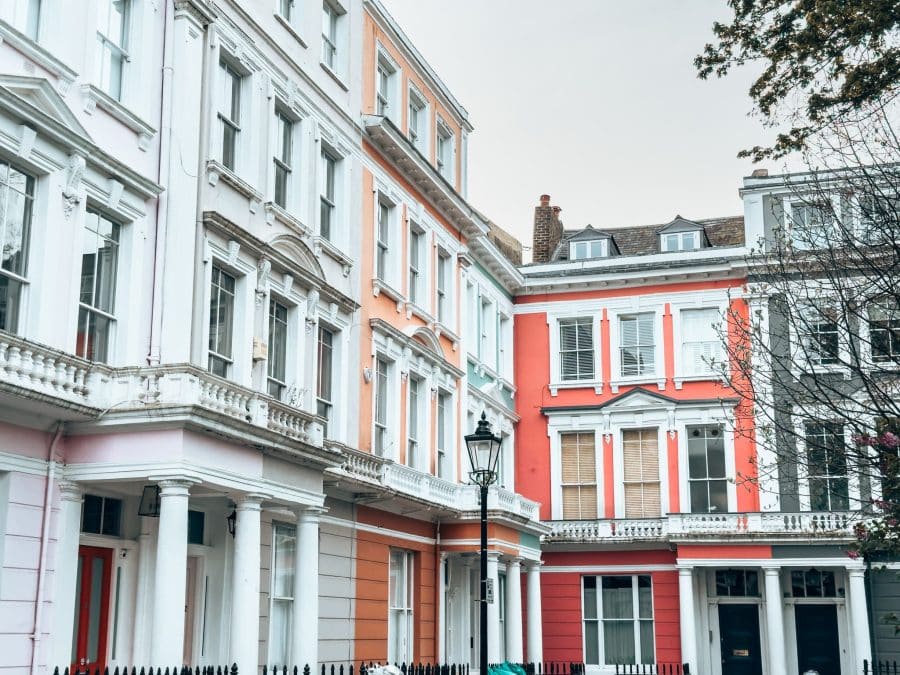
[[514, 195, 869, 675]]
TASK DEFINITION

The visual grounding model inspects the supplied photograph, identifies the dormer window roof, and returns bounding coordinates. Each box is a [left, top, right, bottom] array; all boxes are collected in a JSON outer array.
[[565, 225, 618, 260], [657, 216, 708, 252]]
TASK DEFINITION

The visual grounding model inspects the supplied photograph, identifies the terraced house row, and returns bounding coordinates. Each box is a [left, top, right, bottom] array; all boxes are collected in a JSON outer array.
[[0, 2, 893, 675]]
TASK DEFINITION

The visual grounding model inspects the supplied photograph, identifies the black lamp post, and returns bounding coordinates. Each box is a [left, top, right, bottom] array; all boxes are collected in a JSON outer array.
[[465, 411, 502, 675]]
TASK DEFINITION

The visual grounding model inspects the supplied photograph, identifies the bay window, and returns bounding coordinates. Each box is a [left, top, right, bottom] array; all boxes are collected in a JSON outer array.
[[77, 209, 121, 364], [583, 575, 654, 666], [0, 160, 34, 333]]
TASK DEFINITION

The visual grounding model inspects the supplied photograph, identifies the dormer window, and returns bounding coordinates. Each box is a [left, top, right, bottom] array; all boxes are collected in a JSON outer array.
[[570, 239, 607, 260], [662, 231, 700, 252]]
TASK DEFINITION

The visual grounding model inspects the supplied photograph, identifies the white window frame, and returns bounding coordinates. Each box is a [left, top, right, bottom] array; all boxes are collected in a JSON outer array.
[[271, 103, 303, 213], [549, 426, 603, 520], [660, 230, 701, 252], [321, 0, 341, 71], [498, 312, 513, 381], [207, 262, 237, 378], [685, 423, 730, 514], [435, 247, 453, 326], [436, 387, 455, 481], [407, 85, 429, 155], [788, 300, 851, 376], [0, 159, 36, 336], [372, 352, 399, 459], [581, 574, 655, 667], [216, 55, 246, 174], [316, 322, 337, 437], [795, 417, 857, 512], [407, 221, 427, 310], [569, 239, 608, 260], [375, 47, 400, 122], [548, 313, 603, 395], [388, 549, 415, 664], [480, 295, 496, 368], [784, 196, 839, 250], [436, 118, 454, 182], [866, 296, 900, 366], [613, 424, 669, 519], [676, 411, 737, 514], [94, 0, 131, 102], [267, 295, 291, 400], [672, 304, 727, 386], [609, 307, 665, 391], [268, 520, 296, 666], [406, 371, 427, 471]]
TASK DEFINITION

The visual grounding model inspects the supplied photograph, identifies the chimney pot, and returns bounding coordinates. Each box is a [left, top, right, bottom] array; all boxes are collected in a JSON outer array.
[[552, 206, 562, 214], [539, 194, 551, 206]]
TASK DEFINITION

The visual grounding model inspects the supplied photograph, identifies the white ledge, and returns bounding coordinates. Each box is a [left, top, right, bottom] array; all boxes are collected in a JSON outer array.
[[319, 62, 349, 92], [80, 84, 156, 151], [264, 201, 310, 236], [273, 13, 308, 48], [312, 235, 352, 276], [0, 21, 77, 94], [610, 376, 666, 393], [372, 278, 405, 312], [206, 160, 263, 212], [549, 380, 604, 396]]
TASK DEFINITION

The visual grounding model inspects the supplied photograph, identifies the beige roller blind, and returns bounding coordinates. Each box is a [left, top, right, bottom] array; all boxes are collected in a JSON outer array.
[[560, 432, 598, 519], [622, 429, 661, 517]]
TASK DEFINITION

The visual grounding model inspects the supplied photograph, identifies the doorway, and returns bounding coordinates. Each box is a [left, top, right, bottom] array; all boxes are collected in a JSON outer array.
[[718, 604, 762, 675], [795, 605, 841, 675], [183, 557, 199, 664], [469, 567, 480, 668], [71, 546, 113, 675]]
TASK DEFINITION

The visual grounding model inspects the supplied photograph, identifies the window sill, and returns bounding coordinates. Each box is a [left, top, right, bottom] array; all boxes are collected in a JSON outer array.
[[206, 160, 264, 212], [793, 364, 852, 379], [264, 201, 310, 236], [609, 376, 665, 393], [273, 13, 308, 48], [372, 278, 405, 312], [432, 320, 460, 352], [674, 372, 727, 389], [312, 235, 352, 276], [81, 84, 156, 151], [0, 21, 77, 94], [550, 380, 603, 396], [319, 62, 349, 91], [407, 301, 434, 324]]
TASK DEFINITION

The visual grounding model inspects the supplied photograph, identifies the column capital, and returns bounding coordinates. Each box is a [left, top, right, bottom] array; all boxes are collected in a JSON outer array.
[[58, 480, 83, 502], [677, 564, 695, 576], [233, 492, 270, 510], [524, 559, 544, 570], [486, 550, 503, 561], [506, 557, 523, 568], [761, 564, 782, 575], [846, 565, 866, 577], [154, 477, 199, 496], [296, 505, 327, 522]]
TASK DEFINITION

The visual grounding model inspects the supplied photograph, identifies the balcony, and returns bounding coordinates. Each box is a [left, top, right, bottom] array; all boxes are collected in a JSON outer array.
[[332, 446, 542, 523], [0, 331, 327, 452], [545, 511, 859, 545]]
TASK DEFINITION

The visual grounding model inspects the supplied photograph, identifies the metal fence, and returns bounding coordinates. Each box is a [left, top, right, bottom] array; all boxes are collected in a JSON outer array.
[[54, 666, 235, 675], [518, 665, 584, 675], [613, 664, 690, 675], [865, 659, 900, 675]]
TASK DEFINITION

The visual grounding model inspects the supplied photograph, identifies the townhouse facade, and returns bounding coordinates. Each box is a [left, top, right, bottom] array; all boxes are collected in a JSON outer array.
[[0, 3, 889, 675]]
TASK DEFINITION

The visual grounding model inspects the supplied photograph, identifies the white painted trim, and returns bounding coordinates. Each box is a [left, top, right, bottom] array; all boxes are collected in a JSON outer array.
[[542, 564, 677, 574], [320, 514, 436, 546], [0, 450, 48, 475], [677, 557, 863, 569], [548, 425, 603, 520], [547, 312, 603, 395]]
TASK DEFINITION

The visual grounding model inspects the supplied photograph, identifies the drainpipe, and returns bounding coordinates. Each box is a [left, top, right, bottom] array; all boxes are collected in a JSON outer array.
[[435, 521, 441, 661], [30, 424, 64, 674], [147, 0, 175, 365]]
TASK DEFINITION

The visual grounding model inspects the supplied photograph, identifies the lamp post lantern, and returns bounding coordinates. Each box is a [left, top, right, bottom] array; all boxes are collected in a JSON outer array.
[[465, 411, 503, 675]]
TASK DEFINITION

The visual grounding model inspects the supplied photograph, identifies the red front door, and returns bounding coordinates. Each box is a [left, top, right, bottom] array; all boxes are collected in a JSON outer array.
[[71, 546, 113, 675]]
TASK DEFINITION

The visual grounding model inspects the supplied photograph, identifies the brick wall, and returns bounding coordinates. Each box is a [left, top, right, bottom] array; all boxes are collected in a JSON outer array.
[[531, 195, 564, 263]]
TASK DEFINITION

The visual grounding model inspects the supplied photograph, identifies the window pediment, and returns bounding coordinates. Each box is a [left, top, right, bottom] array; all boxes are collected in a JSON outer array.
[[0, 74, 91, 140]]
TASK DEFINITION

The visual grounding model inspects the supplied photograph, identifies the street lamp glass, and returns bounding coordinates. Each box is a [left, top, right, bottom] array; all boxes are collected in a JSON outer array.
[[464, 412, 502, 485]]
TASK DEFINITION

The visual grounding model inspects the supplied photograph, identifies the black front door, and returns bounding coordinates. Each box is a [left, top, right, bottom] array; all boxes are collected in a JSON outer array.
[[796, 604, 841, 675], [719, 604, 763, 675]]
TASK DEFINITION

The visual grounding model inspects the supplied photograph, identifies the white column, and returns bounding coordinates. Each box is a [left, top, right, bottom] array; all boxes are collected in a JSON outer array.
[[291, 508, 321, 668], [505, 559, 524, 663], [437, 553, 448, 663], [132, 515, 158, 664], [50, 481, 83, 668], [677, 566, 697, 671], [525, 562, 544, 664], [762, 566, 787, 675], [848, 566, 873, 670], [150, 479, 193, 666], [230, 494, 264, 675], [487, 553, 501, 663]]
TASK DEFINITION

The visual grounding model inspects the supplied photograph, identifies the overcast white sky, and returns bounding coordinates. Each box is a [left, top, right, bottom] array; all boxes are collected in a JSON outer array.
[[382, 0, 794, 250]]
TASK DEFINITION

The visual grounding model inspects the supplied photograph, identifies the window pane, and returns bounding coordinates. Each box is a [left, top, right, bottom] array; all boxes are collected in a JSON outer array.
[[601, 576, 633, 619], [0, 275, 22, 332], [272, 524, 296, 598], [603, 621, 635, 665], [584, 620, 599, 664]]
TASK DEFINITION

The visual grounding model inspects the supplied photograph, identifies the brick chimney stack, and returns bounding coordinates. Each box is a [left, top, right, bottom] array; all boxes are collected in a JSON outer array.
[[532, 194, 563, 263]]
